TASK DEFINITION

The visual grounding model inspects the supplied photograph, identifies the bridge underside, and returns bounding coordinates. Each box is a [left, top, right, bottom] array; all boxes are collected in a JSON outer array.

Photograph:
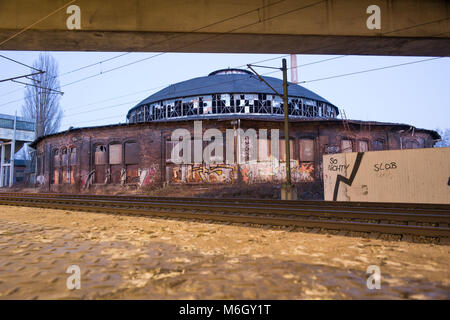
[[0, 0, 449, 56], [1, 30, 449, 56]]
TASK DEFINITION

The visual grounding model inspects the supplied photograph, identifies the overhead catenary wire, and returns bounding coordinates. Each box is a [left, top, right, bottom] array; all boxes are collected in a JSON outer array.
[[1, 0, 324, 109], [1, 5, 447, 124], [297, 57, 444, 84], [1, 2, 442, 108], [61, 54, 345, 117], [0, 54, 43, 72], [68, 54, 446, 128], [4, 0, 288, 87], [0, 0, 290, 105], [0, 0, 77, 48], [60, 0, 323, 88]]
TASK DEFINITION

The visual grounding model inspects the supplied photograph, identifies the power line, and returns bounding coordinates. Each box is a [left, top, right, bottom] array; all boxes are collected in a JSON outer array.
[[4, 1, 438, 107], [59, 52, 132, 77], [65, 55, 447, 126], [61, 55, 337, 117], [298, 57, 444, 84], [58, 3, 446, 91], [62, 100, 139, 118], [60, 0, 297, 88], [11, 79, 64, 95], [2, 9, 447, 117], [0, 54, 42, 72], [0, 71, 44, 84], [2, 0, 319, 108], [70, 113, 125, 126], [0, 0, 77, 48], [60, 57, 354, 124], [0, 0, 289, 106]]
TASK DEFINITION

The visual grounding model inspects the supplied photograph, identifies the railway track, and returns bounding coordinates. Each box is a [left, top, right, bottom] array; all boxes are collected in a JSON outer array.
[[0, 192, 449, 242]]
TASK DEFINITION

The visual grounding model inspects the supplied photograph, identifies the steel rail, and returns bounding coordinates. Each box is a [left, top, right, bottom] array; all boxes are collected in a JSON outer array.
[[0, 195, 448, 223], [0, 192, 448, 213], [0, 193, 449, 239]]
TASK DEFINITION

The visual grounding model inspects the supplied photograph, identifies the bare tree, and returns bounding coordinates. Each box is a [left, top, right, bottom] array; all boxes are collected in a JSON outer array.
[[21, 52, 63, 138]]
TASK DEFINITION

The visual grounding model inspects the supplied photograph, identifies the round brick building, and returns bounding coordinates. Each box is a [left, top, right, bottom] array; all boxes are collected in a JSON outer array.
[[31, 68, 440, 195]]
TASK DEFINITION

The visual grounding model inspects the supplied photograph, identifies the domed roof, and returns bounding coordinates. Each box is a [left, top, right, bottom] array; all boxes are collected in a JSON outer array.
[[128, 69, 337, 117]]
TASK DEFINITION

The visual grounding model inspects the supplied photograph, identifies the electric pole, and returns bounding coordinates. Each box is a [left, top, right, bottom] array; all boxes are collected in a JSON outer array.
[[247, 58, 293, 196], [282, 58, 292, 189]]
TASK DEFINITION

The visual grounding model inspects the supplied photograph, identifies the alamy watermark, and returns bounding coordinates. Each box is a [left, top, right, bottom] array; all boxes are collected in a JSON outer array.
[[366, 265, 381, 290], [66, 265, 81, 290]]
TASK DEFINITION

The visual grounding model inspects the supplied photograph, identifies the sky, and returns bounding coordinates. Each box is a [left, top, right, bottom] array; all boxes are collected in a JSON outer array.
[[0, 51, 449, 133]]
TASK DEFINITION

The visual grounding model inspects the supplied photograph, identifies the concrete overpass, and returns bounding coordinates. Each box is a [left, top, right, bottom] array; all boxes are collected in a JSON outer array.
[[0, 0, 449, 56]]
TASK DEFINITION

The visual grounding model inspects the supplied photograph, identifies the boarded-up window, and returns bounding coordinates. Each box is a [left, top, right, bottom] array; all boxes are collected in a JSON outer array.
[[95, 145, 107, 184], [95, 166, 106, 184], [404, 139, 420, 149], [63, 167, 70, 184], [299, 139, 315, 162], [373, 140, 384, 151], [95, 145, 107, 164], [70, 147, 77, 165], [53, 149, 60, 167], [126, 164, 139, 183], [110, 165, 121, 184], [258, 138, 270, 161], [341, 139, 353, 153], [125, 142, 138, 164], [61, 148, 68, 166], [53, 169, 59, 185], [69, 147, 76, 184], [279, 139, 294, 162], [358, 140, 369, 152], [109, 144, 122, 164]]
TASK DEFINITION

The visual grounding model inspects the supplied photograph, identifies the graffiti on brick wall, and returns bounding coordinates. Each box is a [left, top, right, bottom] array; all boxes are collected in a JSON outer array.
[[139, 166, 157, 187], [170, 164, 236, 183], [169, 161, 315, 184], [292, 163, 315, 182], [190, 165, 235, 183], [81, 169, 95, 189]]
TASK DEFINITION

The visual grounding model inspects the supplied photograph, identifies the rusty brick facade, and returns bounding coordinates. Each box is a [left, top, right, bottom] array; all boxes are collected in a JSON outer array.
[[31, 118, 438, 193]]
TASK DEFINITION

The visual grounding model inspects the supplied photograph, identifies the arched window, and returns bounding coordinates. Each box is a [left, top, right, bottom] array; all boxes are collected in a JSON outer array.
[[341, 139, 353, 153], [404, 139, 420, 149], [299, 138, 315, 182], [69, 147, 77, 184], [52, 149, 60, 185], [357, 140, 369, 152], [125, 141, 139, 183], [61, 147, 70, 184], [373, 140, 384, 151], [299, 138, 315, 162], [109, 143, 122, 184], [94, 145, 107, 184]]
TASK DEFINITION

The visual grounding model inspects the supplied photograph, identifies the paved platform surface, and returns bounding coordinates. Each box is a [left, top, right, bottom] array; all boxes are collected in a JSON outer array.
[[0, 206, 449, 299]]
